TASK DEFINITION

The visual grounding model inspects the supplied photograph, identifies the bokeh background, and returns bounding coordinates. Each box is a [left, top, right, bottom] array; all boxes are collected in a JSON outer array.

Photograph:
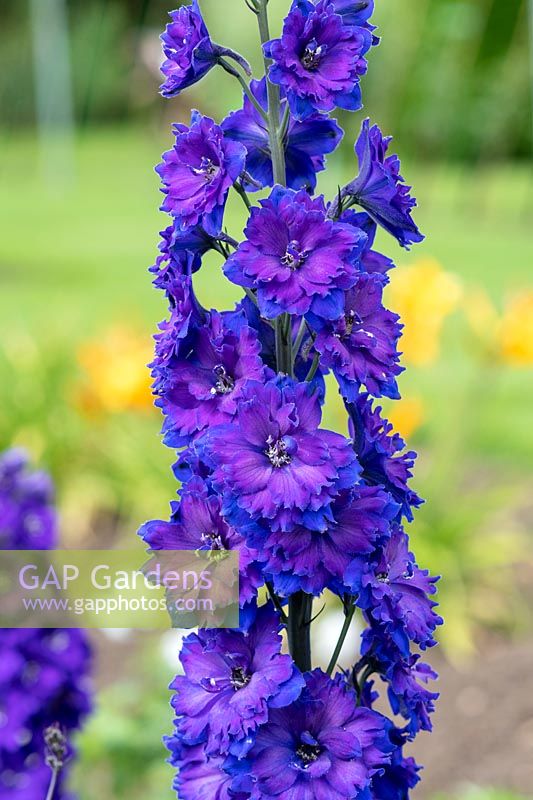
[[1, 0, 533, 798]]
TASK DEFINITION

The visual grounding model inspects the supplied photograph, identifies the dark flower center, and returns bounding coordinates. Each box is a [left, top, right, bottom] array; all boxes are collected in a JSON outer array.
[[230, 666, 251, 690], [211, 364, 235, 395], [376, 569, 390, 583], [200, 531, 225, 550], [301, 39, 327, 70], [194, 156, 219, 182], [281, 240, 307, 270], [296, 742, 322, 766], [265, 436, 292, 468]]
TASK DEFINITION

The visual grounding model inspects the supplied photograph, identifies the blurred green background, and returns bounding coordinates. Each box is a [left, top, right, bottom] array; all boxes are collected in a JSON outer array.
[[1, 0, 532, 798]]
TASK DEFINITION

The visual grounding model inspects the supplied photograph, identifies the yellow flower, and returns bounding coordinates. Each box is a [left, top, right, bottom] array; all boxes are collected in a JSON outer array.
[[464, 288, 533, 367], [387, 396, 425, 439], [75, 326, 154, 416], [387, 259, 462, 366], [499, 292, 533, 366]]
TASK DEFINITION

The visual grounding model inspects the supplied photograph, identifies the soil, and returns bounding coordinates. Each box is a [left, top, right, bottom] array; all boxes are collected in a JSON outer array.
[[412, 641, 533, 798]]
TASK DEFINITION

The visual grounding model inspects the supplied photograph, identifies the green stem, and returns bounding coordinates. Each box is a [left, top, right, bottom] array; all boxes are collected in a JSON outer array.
[[287, 591, 313, 672], [326, 600, 356, 676], [218, 58, 268, 122], [45, 769, 59, 800], [256, 0, 312, 674]]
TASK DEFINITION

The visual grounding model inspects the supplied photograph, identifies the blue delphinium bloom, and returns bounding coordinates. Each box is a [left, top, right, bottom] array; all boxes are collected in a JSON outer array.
[[170, 602, 304, 756], [160, 1, 251, 99], [222, 78, 343, 192], [308, 271, 403, 401], [233, 669, 392, 800], [154, 310, 265, 445], [224, 187, 366, 320], [341, 119, 424, 248], [348, 393, 423, 522], [0, 449, 92, 800], [156, 112, 247, 235], [264, 0, 372, 120], [347, 527, 442, 654], [203, 379, 360, 530], [165, 738, 249, 800], [147, 2, 437, 795], [139, 476, 263, 606], [243, 485, 398, 597]]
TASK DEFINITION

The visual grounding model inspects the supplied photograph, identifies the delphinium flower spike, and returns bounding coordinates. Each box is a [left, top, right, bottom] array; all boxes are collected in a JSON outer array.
[[141, 2, 441, 798], [0, 449, 92, 800]]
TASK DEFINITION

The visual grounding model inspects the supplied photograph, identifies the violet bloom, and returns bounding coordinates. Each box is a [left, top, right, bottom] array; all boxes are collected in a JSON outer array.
[[0, 449, 55, 550], [170, 603, 304, 756], [265, 0, 372, 120], [160, 1, 250, 99], [309, 272, 403, 401], [348, 394, 423, 522], [139, 477, 263, 605], [245, 486, 398, 597], [236, 670, 392, 800], [203, 379, 360, 530], [371, 746, 421, 800], [386, 656, 439, 737], [347, 528, 442, 655], [166, 739, 248, 800], [330, 0, 375, 27], [155, 310, 265, 445], [343, 119, 423, 249], [0, 450, 91, 800], [156, 113, 246, 235], [222, 78, 343, 192], [340, 210, 395, 275], [224, 187, 365, 320]]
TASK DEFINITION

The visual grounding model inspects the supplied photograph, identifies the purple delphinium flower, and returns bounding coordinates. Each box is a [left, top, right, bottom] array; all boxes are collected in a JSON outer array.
[[224, 187, 366, 320], [234, 669, 392, 800], [264, 0, 372, 120], [139, 476, 263, 605], [155, 310, 265, 445], [222, 78, 343, 192], [0, 449, 92, 800], [203, 379, 360, 530], [341, 119, 423, 249], [348, 393, 423, 522], [166, 739, 249, 800], [340, 210, 395, 275], [329, 0, 375, 27], [170, 602, 304, 756], [308, 272, 403, 401], [370, 746, 421, 800], [160, 1, 251, 99], [156, 112, 246, 235], [0, 449, 56, 550], [243, 485, 398, 597], [347, 528, 442, 654]]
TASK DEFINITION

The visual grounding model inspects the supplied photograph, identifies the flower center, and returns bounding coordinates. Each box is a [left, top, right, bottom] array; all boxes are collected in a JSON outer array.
[[211, 364, 235, 395], [193, 157, 219, 182], [301, 39, 327, 70], [200, 531, 225, 550], [296, 742, 322, 766], [265, 436, 292, 468], [376, 569, 390, 583], [230, 666, 251, 691], [281, 240, 307, 271]]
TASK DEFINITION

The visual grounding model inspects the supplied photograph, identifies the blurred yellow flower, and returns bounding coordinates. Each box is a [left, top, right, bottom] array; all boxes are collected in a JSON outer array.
[[465, 288, 533, 366], [387, 258, 462, 366], [499, 292, 533, 366], [75, 326, 154, 416], [387, 396, 425, 439]]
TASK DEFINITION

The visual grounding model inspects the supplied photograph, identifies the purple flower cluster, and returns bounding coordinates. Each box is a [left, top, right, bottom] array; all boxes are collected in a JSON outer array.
[[143, 2, 439, 798], [0, 449, 92, 800]]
